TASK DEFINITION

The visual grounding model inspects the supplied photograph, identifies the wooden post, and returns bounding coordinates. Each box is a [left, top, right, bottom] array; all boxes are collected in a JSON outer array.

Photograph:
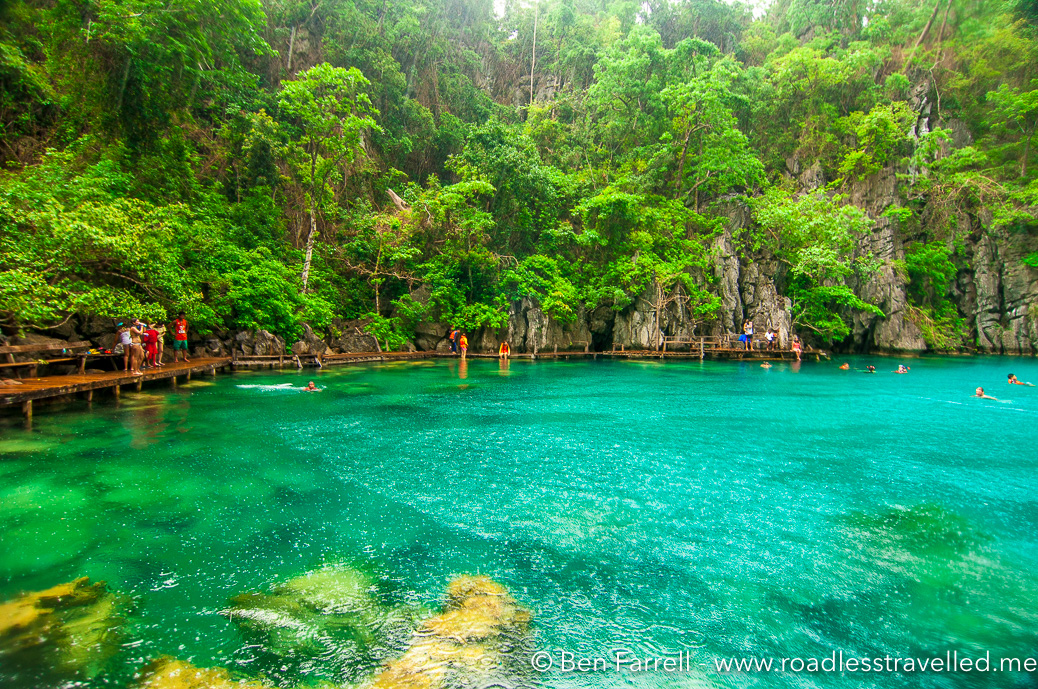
[[135, 379, 142, 392], [113, 384, 120, 398], [554, 344, 558, 354], [78, 356, 86, 374], [86, 389, 93, 403], [279, 354, 284, 368], [171, 375, 177, 388], [22, 400, 32, 422], [186, 370, 191, 381], [700, 337, 705, 360]]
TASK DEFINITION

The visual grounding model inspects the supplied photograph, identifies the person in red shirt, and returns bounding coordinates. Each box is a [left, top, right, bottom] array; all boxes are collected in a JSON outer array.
[[144, 324, 160, 368], [171, 312, 190, 362]]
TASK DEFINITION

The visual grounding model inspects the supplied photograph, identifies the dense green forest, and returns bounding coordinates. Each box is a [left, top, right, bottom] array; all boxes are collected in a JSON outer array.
[[1, 0, 1036, 350]]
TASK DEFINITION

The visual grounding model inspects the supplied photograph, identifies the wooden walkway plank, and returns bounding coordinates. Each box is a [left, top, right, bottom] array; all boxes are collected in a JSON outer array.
[[0, 357, 231, 407]]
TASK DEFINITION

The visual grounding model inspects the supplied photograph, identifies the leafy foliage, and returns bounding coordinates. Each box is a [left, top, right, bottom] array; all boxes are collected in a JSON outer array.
[[0, 0, 1034, 350]]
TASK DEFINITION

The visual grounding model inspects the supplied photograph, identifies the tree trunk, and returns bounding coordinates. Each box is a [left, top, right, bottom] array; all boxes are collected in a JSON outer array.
[[301, 208, 317, 293], [287, 25, 298, 74]]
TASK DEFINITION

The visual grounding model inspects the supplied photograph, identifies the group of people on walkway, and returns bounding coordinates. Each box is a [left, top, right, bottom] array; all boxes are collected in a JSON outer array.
[[446, 327, 515, 359], [115, 313, 190, 376], [446, 327, 469, 357], [740, 321, 804, 360]]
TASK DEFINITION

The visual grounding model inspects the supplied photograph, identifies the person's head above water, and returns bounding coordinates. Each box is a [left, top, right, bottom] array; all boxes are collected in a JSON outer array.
[[976, 387, 986, 397]]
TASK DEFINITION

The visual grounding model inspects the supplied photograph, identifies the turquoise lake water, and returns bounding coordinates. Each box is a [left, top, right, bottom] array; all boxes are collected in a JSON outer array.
[[1, 356, 1037, 688]]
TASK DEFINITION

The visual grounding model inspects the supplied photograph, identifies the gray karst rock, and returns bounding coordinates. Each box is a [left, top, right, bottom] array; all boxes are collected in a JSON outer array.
[[328, 318, 380, 353], [506, 297, 593, 353], [234, 330, 286, 356], [290, 324, 333, 356]]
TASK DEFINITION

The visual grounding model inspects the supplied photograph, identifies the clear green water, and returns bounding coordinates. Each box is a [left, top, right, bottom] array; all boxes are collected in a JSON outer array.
[[2, 356, 1037, 689]]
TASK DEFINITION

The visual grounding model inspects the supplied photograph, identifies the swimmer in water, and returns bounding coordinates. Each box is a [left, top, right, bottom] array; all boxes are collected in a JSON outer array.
[[1008, 374, 1034, 386], [761, 361, 772, 368], [865, 365, 876, 373], [894, 364, 909, 374], [305, 381, 318, 392], [839, 363, 850, 370], [975, 387, 998, 400]]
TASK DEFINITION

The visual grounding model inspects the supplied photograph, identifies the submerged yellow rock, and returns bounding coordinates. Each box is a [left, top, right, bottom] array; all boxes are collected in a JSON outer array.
[[369, 575, 534, 689], [0, 576, 127, 679], [135, 658, 277, 689]]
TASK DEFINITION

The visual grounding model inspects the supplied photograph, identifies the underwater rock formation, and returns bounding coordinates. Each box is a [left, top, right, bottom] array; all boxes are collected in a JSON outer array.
[[135, 657, 277, 689], [225, 564, 426, 684], [0, 577, 127, 685], [369, 575, 535, 689]]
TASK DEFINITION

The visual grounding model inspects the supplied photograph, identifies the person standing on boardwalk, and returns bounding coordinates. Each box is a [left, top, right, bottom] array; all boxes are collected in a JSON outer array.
[[155, 323, 166, 366], [171, 312, 190, 362], [117, 323, 132, 371], [448, 326, 459, 354], [459, 333, 469, 358], [740, 320, 754, 351], [144, 323, 160, 368], [128, 320, 145, 375]]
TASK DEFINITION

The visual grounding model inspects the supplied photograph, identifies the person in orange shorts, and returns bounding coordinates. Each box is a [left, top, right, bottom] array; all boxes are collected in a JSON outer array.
[[459, 333, 469, 358]]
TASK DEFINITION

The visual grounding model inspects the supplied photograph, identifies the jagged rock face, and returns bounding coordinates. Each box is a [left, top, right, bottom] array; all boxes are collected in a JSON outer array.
[[611, 286, 701, 349], [968, 220, 1038, 354], [413, 320, 448, 352], [712, 224, 744, 337], [234, 330, 286, 356], [329, 318, 380, 353], [845, 168, 927, 352], [291, 324, 333, 356], [740, 259, 793, 348], [506, 297, 592, 352]]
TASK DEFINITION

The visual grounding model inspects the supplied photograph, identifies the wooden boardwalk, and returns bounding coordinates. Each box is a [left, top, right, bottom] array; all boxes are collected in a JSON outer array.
[[231, 350, 437, 368], [2, 346, 827, 424], [467, 348, 825, 361], [1, 357, 231, 421]]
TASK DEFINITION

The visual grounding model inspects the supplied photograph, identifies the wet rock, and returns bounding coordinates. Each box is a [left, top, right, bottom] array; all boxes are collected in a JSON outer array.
[[369, 575, 535, 689], [0, 577, 128, 682], [134, 657, 276, 689], [225, 564, 425, 684]]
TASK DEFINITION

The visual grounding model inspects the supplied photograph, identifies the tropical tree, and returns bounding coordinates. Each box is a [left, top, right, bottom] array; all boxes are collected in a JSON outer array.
[[278, 63, 378, 292]]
